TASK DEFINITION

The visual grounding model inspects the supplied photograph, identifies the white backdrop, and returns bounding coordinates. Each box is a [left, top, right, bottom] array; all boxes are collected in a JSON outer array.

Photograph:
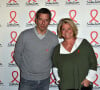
[[0, 0, 100, 90]]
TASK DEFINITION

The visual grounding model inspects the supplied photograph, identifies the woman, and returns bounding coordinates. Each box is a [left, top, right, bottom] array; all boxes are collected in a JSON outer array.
[[52, 18, 97, 90]]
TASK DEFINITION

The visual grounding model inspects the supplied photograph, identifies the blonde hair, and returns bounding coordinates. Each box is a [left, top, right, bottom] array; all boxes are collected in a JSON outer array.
[[57, 18, 78, 38]]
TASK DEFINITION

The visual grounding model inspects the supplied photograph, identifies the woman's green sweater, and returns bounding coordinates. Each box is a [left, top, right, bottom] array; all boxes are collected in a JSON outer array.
[[52, 39, 97, 90]]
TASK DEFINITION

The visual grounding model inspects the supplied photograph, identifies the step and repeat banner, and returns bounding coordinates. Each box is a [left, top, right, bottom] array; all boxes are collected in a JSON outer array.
[[0, 0, 100, 90]]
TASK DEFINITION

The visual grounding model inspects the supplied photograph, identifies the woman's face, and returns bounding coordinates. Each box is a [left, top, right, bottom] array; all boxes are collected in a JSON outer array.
[[61, 23, 74, 39]]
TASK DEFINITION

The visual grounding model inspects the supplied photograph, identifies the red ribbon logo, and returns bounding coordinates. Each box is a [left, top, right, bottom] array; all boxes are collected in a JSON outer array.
[[46, 49, 49, 52], [28, 10, 36, 23], [68, 0, 77, 2], [93, 74, 99, 86], [9, 11, 18, 23], [89, 9, 99, 23], [95, 52, 98, 59], [95, 52, 99, 66], [50, 10, 57, 24], [52, 31, 56, 35], [10, 51, 14, 63], [11, 71, 19, 83], [78, 49, 80, 53], [50, 72, 56, 84], [8, 0, 16, 3], [28, 0, 37, 3], [10, 31, 17, 44], [48, 0, 56, 2], [90, 31, 99, 44], [69, 10, 77, 23]]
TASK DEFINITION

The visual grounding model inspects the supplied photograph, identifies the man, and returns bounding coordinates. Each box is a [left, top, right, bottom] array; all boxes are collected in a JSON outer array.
[[13, 8, 58, 90]]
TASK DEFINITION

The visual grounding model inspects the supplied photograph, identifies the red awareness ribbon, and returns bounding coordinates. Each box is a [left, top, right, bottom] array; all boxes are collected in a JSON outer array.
[[95, 52, 98, 59], [52, 31, 56, 35], [90, 31, 99, 44], [78, 49, 80, 53], [10, 51, 14, 63], [89, 9, 99, 23], [9, 11, 18, 23], [93, 74, 99, 86], [11, 71, 19, 83], [50, 72, 56, 84], [68, 0, 77, 2], [50, 10, 57, 23], [28, 0, 37, 3], [69, 10, 77, 23], [8, 0, 16, 3], [46, 49, 49, 52], [10, 31, 17, 44], [28, 10, 36, 23], [48, 0, 56, 2], [95, 52, 99, 66]]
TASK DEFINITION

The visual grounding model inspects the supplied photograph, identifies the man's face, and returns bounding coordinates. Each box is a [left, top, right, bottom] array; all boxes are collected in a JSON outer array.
[[35, 13, 50, 32]]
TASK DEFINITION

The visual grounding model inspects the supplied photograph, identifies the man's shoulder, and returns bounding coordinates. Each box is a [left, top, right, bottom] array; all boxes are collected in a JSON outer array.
[[48, 30, 57, 38], [18, 28, 35, 39], [21, 28, 34, 34]]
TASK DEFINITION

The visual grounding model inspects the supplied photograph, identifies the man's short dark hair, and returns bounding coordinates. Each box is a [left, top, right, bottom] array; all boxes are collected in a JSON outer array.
[[35, 8, 51, 20]]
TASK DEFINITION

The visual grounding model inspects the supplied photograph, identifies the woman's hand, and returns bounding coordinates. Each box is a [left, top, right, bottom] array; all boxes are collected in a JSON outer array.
[[81, 79, 91, 87], [58, 80, 60, 83], [56, 80, 60, 84]]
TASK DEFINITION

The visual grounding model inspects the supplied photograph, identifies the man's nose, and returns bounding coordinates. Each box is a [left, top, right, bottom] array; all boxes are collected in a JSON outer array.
[[42, 20, 45, 24]]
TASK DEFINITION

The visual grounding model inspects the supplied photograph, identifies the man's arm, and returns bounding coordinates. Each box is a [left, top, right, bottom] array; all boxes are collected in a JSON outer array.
[[13, 32, 24, 69]]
